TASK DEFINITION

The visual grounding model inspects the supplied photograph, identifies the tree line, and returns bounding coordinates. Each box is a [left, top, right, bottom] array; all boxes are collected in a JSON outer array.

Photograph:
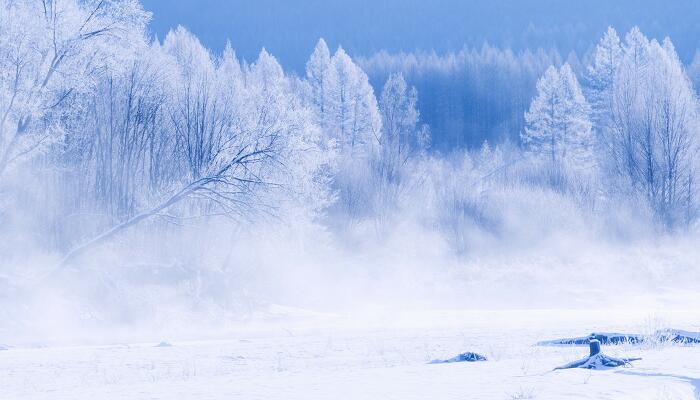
[[522, 27, 699, 229], [0, 0, 697, 278], [0, 0, 427, 268]]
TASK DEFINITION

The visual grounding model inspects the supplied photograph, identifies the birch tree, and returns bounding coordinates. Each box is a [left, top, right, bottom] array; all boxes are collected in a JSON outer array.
[[608, 31, 699, 227], [58, 35, 330, 267], [378, 72, 429, 182], [0, 0, 149, 180]]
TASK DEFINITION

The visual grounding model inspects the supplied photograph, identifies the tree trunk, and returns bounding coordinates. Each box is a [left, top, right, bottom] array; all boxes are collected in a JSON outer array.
[[589, 339, 601, 357]]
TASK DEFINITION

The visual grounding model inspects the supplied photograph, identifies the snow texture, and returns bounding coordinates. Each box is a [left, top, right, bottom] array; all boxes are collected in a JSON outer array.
[[2, 309, 700, 400]]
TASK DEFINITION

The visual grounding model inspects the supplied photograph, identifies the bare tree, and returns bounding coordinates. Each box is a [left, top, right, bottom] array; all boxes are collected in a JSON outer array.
[[55, 37, 328, 270], [378, 72, 429, 182], [608, 30, 699, 228], [0, 0, 149, 181]]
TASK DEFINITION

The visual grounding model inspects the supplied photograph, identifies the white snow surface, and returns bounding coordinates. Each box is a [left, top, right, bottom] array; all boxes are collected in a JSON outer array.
[[1, 308, 699, 400]]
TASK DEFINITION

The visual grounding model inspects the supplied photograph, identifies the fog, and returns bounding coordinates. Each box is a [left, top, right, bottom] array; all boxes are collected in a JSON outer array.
[[1, 1, 699, 350]]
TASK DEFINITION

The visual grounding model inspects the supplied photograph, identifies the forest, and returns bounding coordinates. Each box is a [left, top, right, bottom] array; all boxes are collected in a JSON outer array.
[[1, 0, 699, 333]]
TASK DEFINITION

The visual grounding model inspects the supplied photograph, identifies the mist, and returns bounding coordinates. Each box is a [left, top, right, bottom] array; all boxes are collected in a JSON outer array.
[[2, 1, 700, 398]]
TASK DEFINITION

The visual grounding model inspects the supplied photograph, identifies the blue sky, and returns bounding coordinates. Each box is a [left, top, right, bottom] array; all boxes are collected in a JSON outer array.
[[141, 0, 700, 71]]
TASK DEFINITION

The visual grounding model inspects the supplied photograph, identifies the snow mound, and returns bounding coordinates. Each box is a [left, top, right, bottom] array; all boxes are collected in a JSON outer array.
[[654, 329, 700, 344], [429, 352, 487, 364]]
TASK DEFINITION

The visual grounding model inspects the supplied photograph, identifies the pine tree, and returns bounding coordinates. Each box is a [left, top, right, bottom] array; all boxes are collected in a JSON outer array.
[[558, 64, 595, 170], [523, 66, 561, 164], [331, 47, 381, 157], [305, 38, 336, 133], [522, 64, 594, 173], [303, 41, 383, 216], [586, 27, 622, 139]]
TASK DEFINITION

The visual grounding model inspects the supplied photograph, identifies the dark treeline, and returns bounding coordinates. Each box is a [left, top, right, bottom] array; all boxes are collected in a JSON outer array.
[[360, 45, 568, 151], [361, 39, 700, 155]]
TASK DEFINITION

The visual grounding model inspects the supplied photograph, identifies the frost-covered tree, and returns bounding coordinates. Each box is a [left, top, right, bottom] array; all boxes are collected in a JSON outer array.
[[0, 0, 149, 181], [607, 28, 651, 187], [522, 64, 595, 173], [687, 51, 700, 92], [303, 41, 383, 217], [306, 41, 383, 156], [306, 38, 336, 135], [378, 73, 429, 181], [607, 30, 699, 227], [163, 26, 237, 187], [359, 44, 562, 150], [84, 44, 173, 221], [331, 47, 382, 157], [586, 27, 623, 140], [244, 48, 332, 219], [558, 65, 596, 171], [57, 30, 331, 267]]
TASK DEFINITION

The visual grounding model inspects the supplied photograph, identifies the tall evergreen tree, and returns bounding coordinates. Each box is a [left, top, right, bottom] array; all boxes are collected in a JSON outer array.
[[522, 64, 594, 172], [305, 38, 336, 134], [331, 47, 381, 157], [586, 27, 623, 140]]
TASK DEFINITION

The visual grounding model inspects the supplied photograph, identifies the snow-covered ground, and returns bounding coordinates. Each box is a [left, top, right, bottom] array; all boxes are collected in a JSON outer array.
[[2, 308, 699, 399]]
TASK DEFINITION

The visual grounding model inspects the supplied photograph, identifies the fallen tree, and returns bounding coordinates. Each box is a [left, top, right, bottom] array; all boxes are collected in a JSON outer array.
[[50, 144, 277, 278], [555, 339, 641, 370], [539, 329, 700, 346]]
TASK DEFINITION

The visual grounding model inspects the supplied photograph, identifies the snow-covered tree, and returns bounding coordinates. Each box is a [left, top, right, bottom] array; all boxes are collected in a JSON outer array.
[[331, 47, 382, 157], [85, 45, 173, 220], [607, 30, 699, 227], [244, 48, 332, 219], [359, 44, 562, 150], [306, 38, 336, 134], [378, 72, 429, 181], [523, 66, 561, 164], [522, 64, 595, 173], [0, 0, 149, 181], [586, 27, 623, 140], [162, 26, 226, 183], [303, 41, 383, 217], [686, 50, 700, 92], [58, 31, 332, 266]]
